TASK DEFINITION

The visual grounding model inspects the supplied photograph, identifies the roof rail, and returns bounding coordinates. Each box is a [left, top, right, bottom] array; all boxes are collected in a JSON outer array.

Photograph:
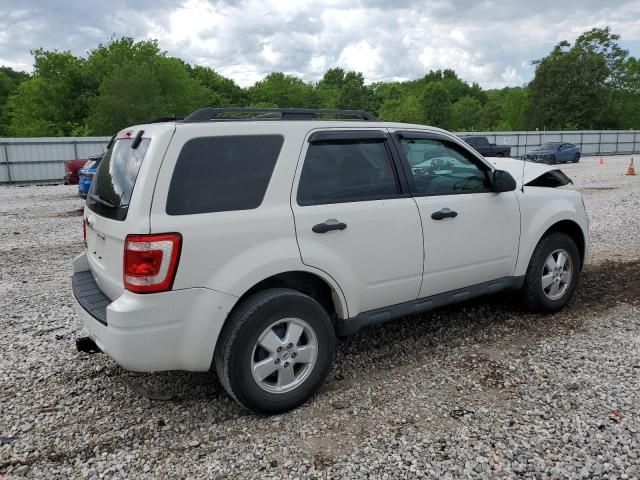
[[148, 116, 183, 123], [182, 107, 378, 122]]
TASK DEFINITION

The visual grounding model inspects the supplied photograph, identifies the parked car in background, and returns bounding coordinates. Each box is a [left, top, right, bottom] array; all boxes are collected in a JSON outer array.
[[523, 142, 581, 164], [63, 159, 88, 185], [459, 136, 511, 157], [78, 154, 103, 198]]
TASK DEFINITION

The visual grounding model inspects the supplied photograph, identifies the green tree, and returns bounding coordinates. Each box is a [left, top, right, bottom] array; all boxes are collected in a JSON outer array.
[[316, 67, 345, 108], [573, 27, 628, 88], [378, 95, 423, 124], [189, 65, 246, 106], [421, 82, 451, 128], [248, 72, 314, 108], [337, 71, 371, 110], [527, 41, 609, 129], [87, 57, 210, 134], [7, 49, 86, 136], [450, 95, 482, 131], [0, 67, 29, 135]]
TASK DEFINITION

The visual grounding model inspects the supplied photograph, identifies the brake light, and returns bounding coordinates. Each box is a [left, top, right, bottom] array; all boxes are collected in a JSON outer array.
[[83, 218, 86, 246], [123, 233, 182, 294]]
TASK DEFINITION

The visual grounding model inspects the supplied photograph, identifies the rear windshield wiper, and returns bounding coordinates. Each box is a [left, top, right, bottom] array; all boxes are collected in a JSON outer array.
[[88, 193, 116, 208]]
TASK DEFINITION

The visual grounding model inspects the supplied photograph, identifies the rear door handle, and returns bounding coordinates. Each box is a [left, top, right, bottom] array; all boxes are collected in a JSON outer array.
[[312, 221, 347, 233], [431, 208, 458, 220]]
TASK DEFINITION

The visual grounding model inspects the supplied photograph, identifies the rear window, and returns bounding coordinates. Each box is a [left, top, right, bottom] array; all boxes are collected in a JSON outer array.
[[166, 135, 284, 215], [87, 138, 150, 221]]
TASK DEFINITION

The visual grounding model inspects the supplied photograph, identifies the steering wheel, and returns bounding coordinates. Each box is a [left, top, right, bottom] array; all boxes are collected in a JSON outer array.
[[452, 176, 484, 191]]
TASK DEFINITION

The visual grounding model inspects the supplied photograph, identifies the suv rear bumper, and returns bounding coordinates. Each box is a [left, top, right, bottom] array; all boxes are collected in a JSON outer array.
[[72, 252, 238, 372]]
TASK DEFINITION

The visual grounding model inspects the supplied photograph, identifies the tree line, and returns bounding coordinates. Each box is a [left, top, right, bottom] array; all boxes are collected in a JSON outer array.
[[1, 27, 638, 137]]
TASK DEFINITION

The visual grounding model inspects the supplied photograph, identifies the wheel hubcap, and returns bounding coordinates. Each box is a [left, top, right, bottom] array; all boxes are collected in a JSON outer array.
[[251, 318, 318, 394], [541, 249, 573, 301]]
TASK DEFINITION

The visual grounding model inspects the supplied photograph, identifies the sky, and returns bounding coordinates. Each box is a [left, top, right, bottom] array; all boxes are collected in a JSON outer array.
[[1, 0, 639, 89]]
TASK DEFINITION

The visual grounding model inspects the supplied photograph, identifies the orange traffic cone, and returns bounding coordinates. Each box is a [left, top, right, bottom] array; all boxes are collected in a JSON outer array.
[[626, 158, 636, 176], [599, 156, 605, 165]]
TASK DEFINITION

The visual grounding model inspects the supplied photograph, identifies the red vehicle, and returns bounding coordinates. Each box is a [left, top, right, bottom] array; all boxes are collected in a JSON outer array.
[[63, 159, 90, 185]]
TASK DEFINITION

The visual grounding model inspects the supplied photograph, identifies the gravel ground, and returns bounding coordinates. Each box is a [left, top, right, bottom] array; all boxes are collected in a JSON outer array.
[[1, 155, 639, 479]]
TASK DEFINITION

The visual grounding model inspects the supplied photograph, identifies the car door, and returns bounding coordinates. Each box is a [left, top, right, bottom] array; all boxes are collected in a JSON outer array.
[[557, 144, 567, 162], [563, 144, 576, 162], [291, 129, 424, 317], [390, 129, 521, 298]]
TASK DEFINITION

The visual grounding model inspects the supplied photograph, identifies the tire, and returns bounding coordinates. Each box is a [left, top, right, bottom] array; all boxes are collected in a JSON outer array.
[[522, 232, 580, 313], [573, 153, 580, 162], [495, 152, 504, 157], [214, 288, 335, 414], [548, 155, 557, 164]]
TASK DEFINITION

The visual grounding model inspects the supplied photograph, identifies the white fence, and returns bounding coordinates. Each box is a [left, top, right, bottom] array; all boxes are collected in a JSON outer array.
[[1, 130, 639, 184], [457, 130, 640, 157], [0, 137, 111, 184]]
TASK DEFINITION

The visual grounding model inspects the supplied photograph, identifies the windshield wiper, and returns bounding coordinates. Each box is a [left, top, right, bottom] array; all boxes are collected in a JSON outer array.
[[88, 193, 116, 208]]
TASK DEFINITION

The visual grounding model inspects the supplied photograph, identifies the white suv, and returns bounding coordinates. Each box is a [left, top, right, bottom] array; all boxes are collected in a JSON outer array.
[[73, 108, 589, 413]]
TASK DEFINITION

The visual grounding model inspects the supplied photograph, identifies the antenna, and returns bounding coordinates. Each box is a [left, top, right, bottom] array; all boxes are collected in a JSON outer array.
[[521, 152, 526, 193], [520, 133, 527, 193]]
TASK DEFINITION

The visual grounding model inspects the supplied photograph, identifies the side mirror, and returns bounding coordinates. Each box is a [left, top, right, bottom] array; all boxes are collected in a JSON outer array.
[[491, 170, 517, 193]]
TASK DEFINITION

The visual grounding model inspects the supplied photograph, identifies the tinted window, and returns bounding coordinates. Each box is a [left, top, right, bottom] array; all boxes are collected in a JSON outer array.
[[541, 142, 561, 150], [87, 138, 150, 220], [400, 138, 490, 195], [166, 135, 283, 215], [297, 140, 399, 205]]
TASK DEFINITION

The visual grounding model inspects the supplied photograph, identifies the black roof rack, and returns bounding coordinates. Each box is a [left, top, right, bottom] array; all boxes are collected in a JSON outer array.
[[182, 107, 378, 122], [149, 116, 183, 123]]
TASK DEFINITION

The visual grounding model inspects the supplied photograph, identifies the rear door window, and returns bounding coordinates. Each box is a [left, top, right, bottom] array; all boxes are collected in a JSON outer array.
[[297, 139, 400, 205], [166, 135, 284, 215], [87, 138, 150, 220]]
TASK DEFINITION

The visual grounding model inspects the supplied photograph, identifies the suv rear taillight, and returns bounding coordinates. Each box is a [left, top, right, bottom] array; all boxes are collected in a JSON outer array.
[[123, 233, 182, 294]]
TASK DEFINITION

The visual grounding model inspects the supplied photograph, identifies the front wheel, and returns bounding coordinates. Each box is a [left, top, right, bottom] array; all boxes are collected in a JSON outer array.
[[214, 288, 335, 414], [522, 232, 580, 313], [573, 153, 581, 162]]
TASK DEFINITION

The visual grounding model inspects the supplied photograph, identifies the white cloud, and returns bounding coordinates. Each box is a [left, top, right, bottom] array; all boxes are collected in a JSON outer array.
[[0, 0, 638, 89]]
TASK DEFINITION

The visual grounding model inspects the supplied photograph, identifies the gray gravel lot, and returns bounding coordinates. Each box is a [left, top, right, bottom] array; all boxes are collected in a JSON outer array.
[[1, 155, 639, 479]]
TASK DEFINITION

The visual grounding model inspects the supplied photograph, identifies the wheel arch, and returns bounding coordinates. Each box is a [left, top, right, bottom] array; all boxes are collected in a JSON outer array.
[[226, 269, 348, 325], [540, 219, 586, 269]]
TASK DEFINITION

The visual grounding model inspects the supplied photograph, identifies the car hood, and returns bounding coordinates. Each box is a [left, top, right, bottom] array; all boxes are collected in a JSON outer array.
[[485, 157, 563, 187]]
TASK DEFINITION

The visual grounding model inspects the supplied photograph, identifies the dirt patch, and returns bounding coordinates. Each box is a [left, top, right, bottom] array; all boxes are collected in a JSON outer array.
[[578, 187, 618, 193], [56, 208, 84, 218], [575, 259, 640, 309]]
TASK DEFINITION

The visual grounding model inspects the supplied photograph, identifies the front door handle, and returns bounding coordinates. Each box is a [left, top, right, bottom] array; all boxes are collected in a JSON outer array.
[[312, 221, 347, 234], [431, 208, 458, 220]]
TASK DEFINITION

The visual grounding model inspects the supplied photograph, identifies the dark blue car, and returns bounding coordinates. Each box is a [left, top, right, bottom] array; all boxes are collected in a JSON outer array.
[[78, 154, 103, 198], [522, 142, 581, 164]]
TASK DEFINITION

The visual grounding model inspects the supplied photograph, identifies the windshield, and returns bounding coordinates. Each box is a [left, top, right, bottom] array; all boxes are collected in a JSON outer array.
[[540, 143, 560, 150], [86, 138, 150, 220], [83, 158, 101, 170]]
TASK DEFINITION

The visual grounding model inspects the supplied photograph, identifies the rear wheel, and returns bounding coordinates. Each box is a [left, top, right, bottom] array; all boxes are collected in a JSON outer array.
[[214, 288, 335, 414], [573, 153, 581, 162], [522, 232, 580, 313]]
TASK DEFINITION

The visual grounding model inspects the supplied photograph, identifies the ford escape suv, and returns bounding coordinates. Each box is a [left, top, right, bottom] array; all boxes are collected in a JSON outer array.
[[73, 108, 589, 413]]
